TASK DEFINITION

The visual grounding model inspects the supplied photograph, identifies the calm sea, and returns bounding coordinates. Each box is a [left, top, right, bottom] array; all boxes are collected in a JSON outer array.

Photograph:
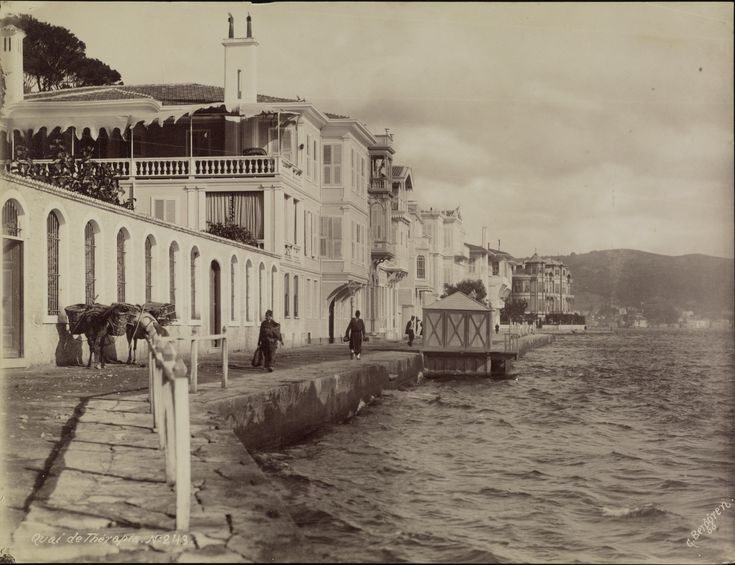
[[256, 330, 735, 563]]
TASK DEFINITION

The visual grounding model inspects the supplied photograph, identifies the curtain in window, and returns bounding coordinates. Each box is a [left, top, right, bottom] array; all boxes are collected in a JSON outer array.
[[206, 192, 264, 240], [206, 193, 230, 225]]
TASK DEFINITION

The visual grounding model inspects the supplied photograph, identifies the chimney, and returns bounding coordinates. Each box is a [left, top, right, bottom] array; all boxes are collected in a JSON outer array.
[[222, 12, 258, 108], [0, 25, 26, 106], [481, 226, 488, 249]]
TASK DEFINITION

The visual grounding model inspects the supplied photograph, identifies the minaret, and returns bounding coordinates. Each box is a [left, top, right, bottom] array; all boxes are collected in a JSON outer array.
[[222, 12, 258, 108], [0, 24, 26, 106]]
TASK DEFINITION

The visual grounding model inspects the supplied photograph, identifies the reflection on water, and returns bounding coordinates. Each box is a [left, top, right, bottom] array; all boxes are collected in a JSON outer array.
[[256, 330, 735, 563]]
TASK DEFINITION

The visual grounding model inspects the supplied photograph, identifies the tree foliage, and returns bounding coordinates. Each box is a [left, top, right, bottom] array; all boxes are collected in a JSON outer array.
[[500, 298, 528, 323], [0, 14, 121, 91], [442, 279, 487, 303], [9, 141, 132, 208], [206, 222, 259, 247]]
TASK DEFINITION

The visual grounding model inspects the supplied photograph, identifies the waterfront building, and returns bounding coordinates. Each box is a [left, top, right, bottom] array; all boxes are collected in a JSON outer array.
[[510, 254, 575, 318]]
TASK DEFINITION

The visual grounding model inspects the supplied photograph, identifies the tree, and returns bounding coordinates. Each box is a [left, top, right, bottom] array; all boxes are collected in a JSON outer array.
[[0, 14, 121, 91], [442, 279, 487, 303], [500, 298, 528, 323]]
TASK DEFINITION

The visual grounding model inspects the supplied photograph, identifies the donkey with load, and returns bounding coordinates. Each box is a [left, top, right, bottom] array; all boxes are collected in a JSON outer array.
[[64, 302, 175, 369]]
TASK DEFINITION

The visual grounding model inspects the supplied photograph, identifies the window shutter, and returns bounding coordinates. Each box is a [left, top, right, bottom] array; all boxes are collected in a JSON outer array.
[[320, 216, 329, 257], [332, 217, 342, 258], [323, 145, 331, 184], [333, 145, 342, 185]]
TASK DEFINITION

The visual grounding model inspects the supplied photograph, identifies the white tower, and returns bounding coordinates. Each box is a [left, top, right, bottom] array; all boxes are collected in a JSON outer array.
[[0, 25, 26, 106], [222, 13, 258, 108]]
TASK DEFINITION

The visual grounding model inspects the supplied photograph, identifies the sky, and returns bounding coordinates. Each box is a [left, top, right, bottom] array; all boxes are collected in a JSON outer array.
[[3, 1, 733, 258]]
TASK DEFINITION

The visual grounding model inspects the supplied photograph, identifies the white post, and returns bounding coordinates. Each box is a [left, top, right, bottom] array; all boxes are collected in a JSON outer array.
[[162, 345, 176, 486], [221, 325, 228, 388], [189, 114, 194, 178], [190, 328, 199, 393], [173, 354, 191, 531]]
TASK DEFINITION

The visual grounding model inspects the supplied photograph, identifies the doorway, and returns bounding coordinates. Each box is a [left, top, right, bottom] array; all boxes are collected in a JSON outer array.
[[210, 260, 221, 347]]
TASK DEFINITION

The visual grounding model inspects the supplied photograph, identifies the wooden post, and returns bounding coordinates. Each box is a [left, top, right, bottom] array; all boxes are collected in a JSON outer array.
[[221, 325, 228, 388], [148, 345, 155, 421], [190, 327, 198, 393], [162, 342, 177, 487], [173, 355, 191, 531], [153, 339, 165, 448]]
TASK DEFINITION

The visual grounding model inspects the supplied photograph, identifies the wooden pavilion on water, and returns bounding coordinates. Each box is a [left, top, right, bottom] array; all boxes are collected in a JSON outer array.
[[421, 292, 515, 377]]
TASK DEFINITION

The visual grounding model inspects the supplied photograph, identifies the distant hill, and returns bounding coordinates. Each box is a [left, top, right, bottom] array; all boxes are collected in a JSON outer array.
[[547, 249, 734, 317]]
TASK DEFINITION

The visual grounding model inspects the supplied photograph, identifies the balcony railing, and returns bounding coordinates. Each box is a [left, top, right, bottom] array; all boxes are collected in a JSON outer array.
[[3, 155, 302, 181], [369, 178, 391, 193]]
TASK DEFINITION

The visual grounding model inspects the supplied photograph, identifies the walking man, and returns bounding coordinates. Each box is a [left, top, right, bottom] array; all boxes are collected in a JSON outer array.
[[258, 309, 284, 372], [405, 315, 416, 346], [345, 310, 366, 360]]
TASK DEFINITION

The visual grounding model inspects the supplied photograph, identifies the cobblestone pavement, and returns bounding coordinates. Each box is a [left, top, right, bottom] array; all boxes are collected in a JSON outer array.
[[0, 338, 418, 561]]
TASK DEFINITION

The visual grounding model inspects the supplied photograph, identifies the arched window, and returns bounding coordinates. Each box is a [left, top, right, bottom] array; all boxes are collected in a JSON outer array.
[[245, 260, 253, 321], [293, 275, 299, 318], [47, 212, 61, 314], [191, 247, 200, 319], [416, 255, 426, 279], [2, 200, 21, 236], [145, 235, 154, 302], [284, 273, 290, 317], [84, 221, 96, 304], [230, 256, 237, 321], [169, 242, 179, 308], [116, 230, 127, 302]]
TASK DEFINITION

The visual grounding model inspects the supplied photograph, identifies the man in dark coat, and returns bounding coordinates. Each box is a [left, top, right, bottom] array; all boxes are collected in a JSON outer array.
[[345, 310, 366, 360], [258, 309, 284, 372], [405, 315, 416, 346]]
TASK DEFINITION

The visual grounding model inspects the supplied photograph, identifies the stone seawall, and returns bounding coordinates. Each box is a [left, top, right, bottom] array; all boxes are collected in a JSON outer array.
[[517, 333, 554, 357], [199, 352, 423, 451]]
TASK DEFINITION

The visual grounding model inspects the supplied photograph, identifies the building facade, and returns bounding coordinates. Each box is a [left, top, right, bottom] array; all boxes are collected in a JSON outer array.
[[510, 254, 574, 317]]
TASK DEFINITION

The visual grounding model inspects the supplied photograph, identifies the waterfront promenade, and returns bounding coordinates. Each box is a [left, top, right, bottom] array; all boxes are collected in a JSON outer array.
[[1, 334, 548, 562]]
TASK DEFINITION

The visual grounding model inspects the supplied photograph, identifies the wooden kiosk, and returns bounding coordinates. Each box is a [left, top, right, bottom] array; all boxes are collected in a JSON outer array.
[[421, 292, 497, 377]]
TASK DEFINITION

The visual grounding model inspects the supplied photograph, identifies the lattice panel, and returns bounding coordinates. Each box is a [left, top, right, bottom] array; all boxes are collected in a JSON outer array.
[[425, 312, 442, 347], [468, 313, 488, 348], [446, 312, 465, 347]]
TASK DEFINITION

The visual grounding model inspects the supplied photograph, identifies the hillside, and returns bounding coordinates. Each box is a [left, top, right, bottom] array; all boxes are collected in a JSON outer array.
[[548, 249, 734, 318]]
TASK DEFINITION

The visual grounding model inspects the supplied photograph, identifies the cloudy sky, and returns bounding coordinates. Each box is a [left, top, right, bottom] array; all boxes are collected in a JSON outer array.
[[5, 1, 733, 258]]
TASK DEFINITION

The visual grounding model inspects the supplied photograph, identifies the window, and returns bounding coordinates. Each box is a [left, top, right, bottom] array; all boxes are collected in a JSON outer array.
[[231, 257, 237, 321], [283, 195, 291, 242], [84, 222, 96, 304], [258, 263, 265, 320], [153, 199, 176, 223], [294, 276, 299, 318], [320, 217, 342, 259], [351, 221, 356, 260], [47, 212, 61, 315], [305, 211, 311, 257], [191, 248, 200, 319], [284, 273, 290, 317], [116, 230, 126, 302], [492, 261, 500, 276], [245, 260, 252, 321], [169, 243, 178, 308], [281, 128, 293, 162], [306, 134, 313, 178], [360, 157, 366, 195], [443, 227, 451, 249], [293, 199, 298, 246], [145, 236, 154, 302], [417, 255, 426, 279], [313, 139, 318, 182], [469, 258, 475, 273], [351, 148, 357, 192], [323, 144, 342, 185]]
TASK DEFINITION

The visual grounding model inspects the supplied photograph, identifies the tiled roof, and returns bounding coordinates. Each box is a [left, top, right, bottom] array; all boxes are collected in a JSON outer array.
[[392, 165, 408, 178], [424, 291, 490, 312], [465, 243, 487, 253], [24, 84, 305, 106], [325, 111, 350, 119]]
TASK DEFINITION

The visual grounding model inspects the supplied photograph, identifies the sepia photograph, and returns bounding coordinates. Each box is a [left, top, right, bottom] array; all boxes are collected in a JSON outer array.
[[0, 1, 733, 562]]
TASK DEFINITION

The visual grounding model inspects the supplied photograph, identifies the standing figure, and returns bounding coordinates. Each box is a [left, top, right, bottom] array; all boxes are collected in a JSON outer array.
[[258, 309, 284, 372], [417, 319, 423, 337], [405, 315, 416, 346], [345, 310, 366, 360]]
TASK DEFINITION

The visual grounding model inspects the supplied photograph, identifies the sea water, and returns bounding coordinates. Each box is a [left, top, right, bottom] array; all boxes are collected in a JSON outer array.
[[256, 330, 735, 563]]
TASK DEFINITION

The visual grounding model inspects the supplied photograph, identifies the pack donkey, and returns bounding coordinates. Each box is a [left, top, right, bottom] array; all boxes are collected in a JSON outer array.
[[126, 309, 168, 364]]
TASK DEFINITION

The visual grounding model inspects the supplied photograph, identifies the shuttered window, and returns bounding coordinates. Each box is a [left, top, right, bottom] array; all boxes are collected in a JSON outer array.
[[116, 230, 126, 302], [47, 212, 60, 315], [320, 217, 342, 259], [84, 222, 96, 304]]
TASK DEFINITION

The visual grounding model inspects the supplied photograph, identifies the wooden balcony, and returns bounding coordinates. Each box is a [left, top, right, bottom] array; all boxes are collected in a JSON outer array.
[[371, 240, 395, 263]]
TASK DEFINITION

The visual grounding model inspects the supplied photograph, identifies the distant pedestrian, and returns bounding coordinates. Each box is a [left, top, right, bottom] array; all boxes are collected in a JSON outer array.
[[345, 310, 366, 360], [405, 315, 416, 346], [417, 319, 423, 337], [258, 309, 284, 372], [495, 323, 500, 334]]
